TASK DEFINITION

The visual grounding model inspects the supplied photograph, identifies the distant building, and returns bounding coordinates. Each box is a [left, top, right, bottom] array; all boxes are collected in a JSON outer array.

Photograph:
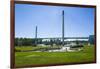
[[89, 35, 94, 44]]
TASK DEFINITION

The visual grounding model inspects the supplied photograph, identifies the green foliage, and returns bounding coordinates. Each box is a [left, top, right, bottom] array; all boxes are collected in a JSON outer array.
[[15, 46, 60, 52], [15, 38, 36, 46]]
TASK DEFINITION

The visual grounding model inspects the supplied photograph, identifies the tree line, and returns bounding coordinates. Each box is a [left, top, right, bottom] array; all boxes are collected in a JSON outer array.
[[15, 38, 62, 46], [15, 38, 89, 46]]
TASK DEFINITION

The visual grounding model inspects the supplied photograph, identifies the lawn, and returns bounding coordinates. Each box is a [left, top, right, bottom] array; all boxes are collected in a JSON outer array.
[[15, 45, 95, 67]]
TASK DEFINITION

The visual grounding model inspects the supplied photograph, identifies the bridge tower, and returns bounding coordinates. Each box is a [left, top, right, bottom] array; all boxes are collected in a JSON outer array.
[[62, 10, 65, 46], [35, 26, 37, 46]]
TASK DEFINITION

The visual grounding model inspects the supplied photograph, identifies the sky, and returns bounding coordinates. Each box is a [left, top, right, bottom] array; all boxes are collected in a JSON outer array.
[[15, 4, 95, 38]]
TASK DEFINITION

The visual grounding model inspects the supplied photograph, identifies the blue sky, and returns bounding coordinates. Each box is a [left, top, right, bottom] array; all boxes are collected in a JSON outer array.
[[15, 4, 95, 38]]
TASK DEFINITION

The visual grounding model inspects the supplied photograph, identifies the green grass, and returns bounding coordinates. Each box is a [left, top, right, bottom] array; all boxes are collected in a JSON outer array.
[[15, 45, 95, 67]]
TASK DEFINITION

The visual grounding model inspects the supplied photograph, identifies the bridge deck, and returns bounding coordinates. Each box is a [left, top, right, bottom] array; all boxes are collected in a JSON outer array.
[[34, 37, 89, 39]]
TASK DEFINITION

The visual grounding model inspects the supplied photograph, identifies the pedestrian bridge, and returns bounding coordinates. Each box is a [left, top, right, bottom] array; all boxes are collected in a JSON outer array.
[[36, 37, 89, 40]]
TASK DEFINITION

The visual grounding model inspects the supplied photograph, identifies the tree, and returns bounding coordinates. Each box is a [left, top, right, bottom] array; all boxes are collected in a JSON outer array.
[[15, 38, 18, 46], [76, 40, 79, 45], [50, 39, 53, 47]]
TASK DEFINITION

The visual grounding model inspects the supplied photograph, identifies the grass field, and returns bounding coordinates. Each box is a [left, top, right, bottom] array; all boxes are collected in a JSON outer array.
[[15, 45, 95, 67]]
